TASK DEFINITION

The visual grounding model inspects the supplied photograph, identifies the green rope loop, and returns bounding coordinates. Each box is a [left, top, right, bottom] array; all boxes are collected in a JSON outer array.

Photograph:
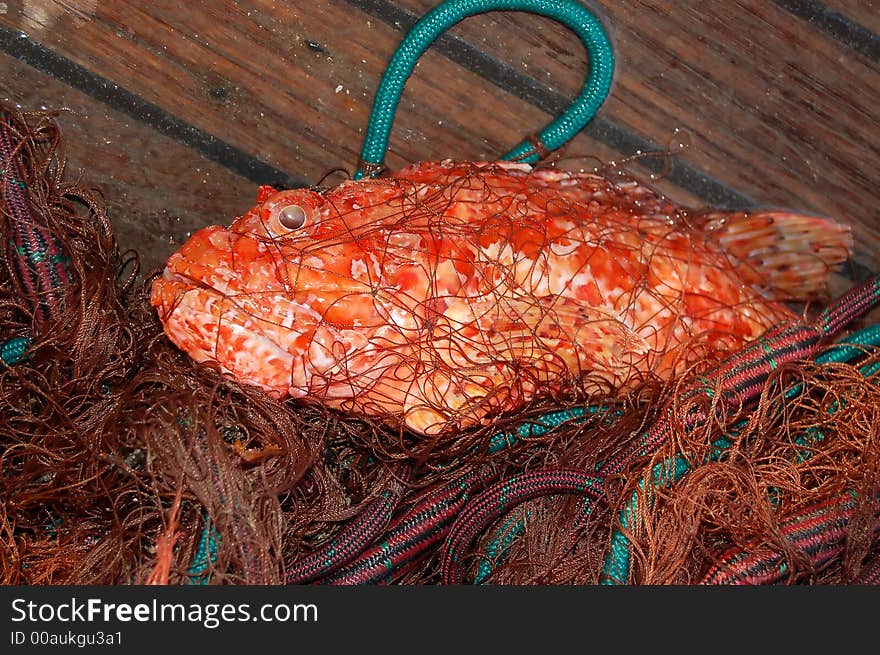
[[354, 0, 614, 179]]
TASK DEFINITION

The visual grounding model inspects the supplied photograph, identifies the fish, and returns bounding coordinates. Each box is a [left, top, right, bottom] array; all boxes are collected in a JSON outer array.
[[150, 160, 852, 435]]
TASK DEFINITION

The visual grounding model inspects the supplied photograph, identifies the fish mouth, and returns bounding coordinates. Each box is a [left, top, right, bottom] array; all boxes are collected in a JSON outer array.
[[150, 261, 303, 397]]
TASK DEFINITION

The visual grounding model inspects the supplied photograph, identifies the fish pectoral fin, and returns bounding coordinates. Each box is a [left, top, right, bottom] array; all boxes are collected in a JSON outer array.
[[502, 295, 652, 366], [402, 364, 529, 435]]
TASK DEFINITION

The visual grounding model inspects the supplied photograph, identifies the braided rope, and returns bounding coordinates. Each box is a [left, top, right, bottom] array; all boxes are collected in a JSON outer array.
[[287, 408, 605, 584], [601, 321, 880, 584], [854, 555, 880, 585], [186, 518, 220, 584], [817, 274, 880, 336], [445, 275, 880, 584], [474, 507, 531, 584], [354, 0, 613, 178], [320, 468, 493, 585], [0, 108, 74, 326], [0, 335, 31, 366], [286, 466, 412, 584], [699, 494, 880, 585], [441, 468, 602, 583]]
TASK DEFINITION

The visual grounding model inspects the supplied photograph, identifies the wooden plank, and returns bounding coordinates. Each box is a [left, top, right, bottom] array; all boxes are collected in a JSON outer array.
[[0, 50, 257, 275], [796, 0, 880, 41], [0, 2, 629, 178], [0, 1, 723, 206], [0, 0, 876, 280], [396, 0, 880, 274]]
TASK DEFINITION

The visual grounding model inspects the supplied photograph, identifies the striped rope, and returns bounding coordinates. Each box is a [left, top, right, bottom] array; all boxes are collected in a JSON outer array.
[[817, 274, 880, 336], [441, 468, 602, 584], [321, 468, 493, 585], [601, 322, 880, 584], [474, 508, 531, 584], [699, 494, 880, 585], [448, 276, 880, 584], [0, 108, 74, 326], [286, 466, 412, 584], [854, 556, 880, 585]]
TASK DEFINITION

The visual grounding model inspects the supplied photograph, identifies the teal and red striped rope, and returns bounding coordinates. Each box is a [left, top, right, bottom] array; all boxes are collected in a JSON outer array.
[[319, 467, 494, 585], [601, 320, 880, 584], [598, 272, 880, 482], [441, 468, 603, 583], [286, 466, 412, 584], [282, 276, 879, 585], [441, 274, 880, 584], [699, 493, 880, 585], [0, 107, 74, 326]]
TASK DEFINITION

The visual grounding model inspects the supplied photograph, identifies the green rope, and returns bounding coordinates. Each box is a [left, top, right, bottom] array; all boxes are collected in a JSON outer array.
[[601, 324, 880, 584], [188, 0, 611, 581], [474, 508, 531, 583], [0, 336, 31, 366], [354, 0, 614, 178], [186, 517, 220, 584], [487, 404, 612, 453]]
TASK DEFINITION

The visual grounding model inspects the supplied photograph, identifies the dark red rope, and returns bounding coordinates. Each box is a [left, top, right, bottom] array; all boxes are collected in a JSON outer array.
[[817, 274, 880, 336], [854, 555, 880, 585], [286, 466, 412, 584], [700, 494, 880, 584], [0, 109, 74, 327], [441, 274, 880, 584], [440, 468, 603, 584], [599, 323, 822, 478], [320, 467, 495, 585]]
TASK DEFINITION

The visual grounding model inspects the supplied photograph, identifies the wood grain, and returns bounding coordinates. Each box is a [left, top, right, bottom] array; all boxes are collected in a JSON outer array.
[[0, 0, 876, 282], [0, 2, 625, 176], [805, 0, 880, 38], [396, 0, 880, 270], [0, 50, 257, 275]]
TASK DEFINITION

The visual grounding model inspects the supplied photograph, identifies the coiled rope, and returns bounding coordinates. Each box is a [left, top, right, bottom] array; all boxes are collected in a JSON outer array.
[[354, 0, 614, 178], [440, 276, 880, 584]]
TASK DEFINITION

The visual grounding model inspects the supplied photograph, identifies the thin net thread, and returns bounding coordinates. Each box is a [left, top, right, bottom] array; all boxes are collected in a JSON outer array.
[[1, 105, 877, 584]]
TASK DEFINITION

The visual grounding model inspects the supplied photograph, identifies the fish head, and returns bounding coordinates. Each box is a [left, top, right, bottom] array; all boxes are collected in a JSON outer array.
[[150, 183, 399, 401]]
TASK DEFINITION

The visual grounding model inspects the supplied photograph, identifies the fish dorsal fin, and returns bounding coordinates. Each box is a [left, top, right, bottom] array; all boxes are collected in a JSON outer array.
[[700, 211, 852, 301]]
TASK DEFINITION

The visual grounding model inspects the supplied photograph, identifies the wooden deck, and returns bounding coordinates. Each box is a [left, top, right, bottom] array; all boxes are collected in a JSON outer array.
[[0, 0, 877, 288]]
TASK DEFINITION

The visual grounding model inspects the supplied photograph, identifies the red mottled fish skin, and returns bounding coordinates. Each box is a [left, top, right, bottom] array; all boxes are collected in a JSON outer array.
[[150, 160, 851, 434]]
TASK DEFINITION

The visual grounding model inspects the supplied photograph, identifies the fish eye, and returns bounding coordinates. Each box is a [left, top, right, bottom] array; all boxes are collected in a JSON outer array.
[[276, 204, 307, 230]]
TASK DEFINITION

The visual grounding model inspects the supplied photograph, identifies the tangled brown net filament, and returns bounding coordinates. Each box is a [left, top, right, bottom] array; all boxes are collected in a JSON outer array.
[[1, 106, 877, 584]]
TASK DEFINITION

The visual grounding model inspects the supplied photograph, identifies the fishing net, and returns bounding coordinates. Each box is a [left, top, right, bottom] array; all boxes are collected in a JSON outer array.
[[2, 104, 878, 586]]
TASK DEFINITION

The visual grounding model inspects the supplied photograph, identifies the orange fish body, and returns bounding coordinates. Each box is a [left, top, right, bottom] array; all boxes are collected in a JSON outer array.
[[150, 161, 851, 434]]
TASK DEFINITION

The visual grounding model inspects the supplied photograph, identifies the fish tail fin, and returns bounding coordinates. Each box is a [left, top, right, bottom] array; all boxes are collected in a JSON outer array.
[[702, 210, 852, 301]]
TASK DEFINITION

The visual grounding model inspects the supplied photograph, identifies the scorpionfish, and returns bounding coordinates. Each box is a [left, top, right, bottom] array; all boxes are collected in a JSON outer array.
[[151, 160, 851, 434]]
